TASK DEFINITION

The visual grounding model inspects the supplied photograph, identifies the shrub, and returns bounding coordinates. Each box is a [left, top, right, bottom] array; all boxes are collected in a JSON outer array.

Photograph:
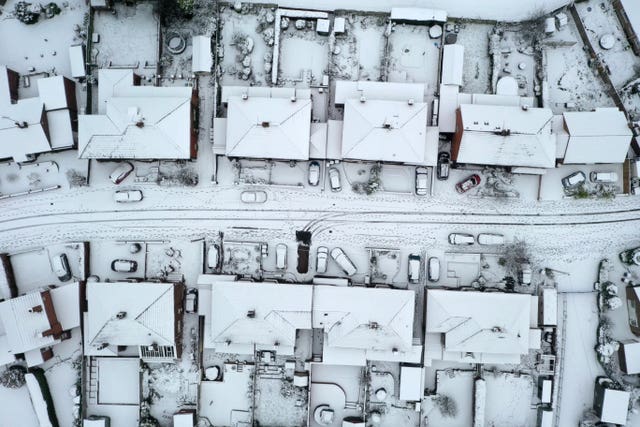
[[0, 365, 26, 389], [14, 1, 40, 25]]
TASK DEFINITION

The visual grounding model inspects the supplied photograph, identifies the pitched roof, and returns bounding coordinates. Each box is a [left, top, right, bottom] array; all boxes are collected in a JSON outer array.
[[86, 282, 176, 348], [341, 99, 428, 163], [426, 289, 533, 357], [209, 281, 312, 350], [225, 96, 311, 160], [456, 104, 556, 168], [0, 99, 51, 162], [313, 285, 415, 353], [562, 109, 632, 164], [37, 76, 70, 111]]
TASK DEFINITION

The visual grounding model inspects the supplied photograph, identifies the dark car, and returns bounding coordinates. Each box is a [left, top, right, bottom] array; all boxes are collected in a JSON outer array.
[[437, 152, 450, 180], [456, 174, 481, 194], [111, 259, 138, 272]]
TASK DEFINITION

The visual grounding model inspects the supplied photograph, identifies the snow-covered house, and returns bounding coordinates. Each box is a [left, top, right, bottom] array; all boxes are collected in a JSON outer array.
[[452, 104, 556, 170], [192, 35, 213, 74], [425, 289, 540, 365], [79, 69, 198, 159], [84, 281, 184, 361], [312, 285, 422, 366], [334, 80, 437, 165], [626, 286, 640, 336], [0, 283, 80, 367], [593, 377, 630, 425], [618, 340, 640, 375], [199, 278, 312, 355], [0, 67, 77, 162], [220, 86, 312, 160], [559, 109, 632, 164]]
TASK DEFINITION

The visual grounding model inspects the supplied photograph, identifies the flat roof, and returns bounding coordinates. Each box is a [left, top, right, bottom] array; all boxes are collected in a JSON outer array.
[[621, 340, 640, 374], [334, 80, 425, 105], [192, 35, 212, 73], [600, 388, 630, 425], [441, 45, 464, 86]]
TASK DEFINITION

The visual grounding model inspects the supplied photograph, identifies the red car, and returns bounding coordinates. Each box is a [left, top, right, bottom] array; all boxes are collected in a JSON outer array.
[[455, 174, 481, 194]]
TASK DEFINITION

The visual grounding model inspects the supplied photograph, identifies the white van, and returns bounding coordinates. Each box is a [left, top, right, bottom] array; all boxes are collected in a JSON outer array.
[[330, 247, 357, 276], [276, 243, 287, 270], [52, 253, 72, 281], [589, 171, 618, 183], [477, 233, 505, 245], [316, 246, 328, 273], [448, 233, 474, 245], [408, 254, 421, 283], [428, 257, 440, 282]]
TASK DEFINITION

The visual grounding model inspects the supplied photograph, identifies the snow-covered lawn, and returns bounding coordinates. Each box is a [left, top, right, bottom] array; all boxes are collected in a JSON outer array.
[[424, 369, 474, 427], [0, 0, 88, 78], [454, 21, 494, 95], [484, 371, 536, 426], [0, 367, 39, 427], [92, 3, 159, 75], [278, 25, 329, 86], [331, 13, 387, 81]]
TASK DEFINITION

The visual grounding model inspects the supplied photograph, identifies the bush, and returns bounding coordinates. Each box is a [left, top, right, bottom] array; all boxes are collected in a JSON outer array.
[[434, 394, 458, 418], [14, 1, 40, 25], [0, 365, 26, 389], [66, 169, 88, 187]]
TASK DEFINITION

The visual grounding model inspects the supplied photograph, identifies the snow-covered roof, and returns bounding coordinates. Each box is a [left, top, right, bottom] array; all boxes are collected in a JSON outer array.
[[334, 80, 425, 105], [455, 104, 556, 168], [221, 85, 311, 103], [621, 0, 640, 43], [426, 289, 535, 363], [0, 284, 78, 356], [69, 45, 86, 78], [85, 282, 177, 350], [341, 99, 428, 163], [0, 99, 51, 162], [0, 66, 12, 104], [399, 366, 423, 401], [441, 45, 464, 86], [207, 281, 312, 355], [541, 288, 557, 326], [390, 7, 447, 23], [37, 76, 71, 111], [173, 412, 195, 427], [225, 96, 311, 160], [599, 388, 630, 425], [47, 109, 75, 150], [562, 109, 632, 164], [192, 35, 212, 74], [621, 340, 640, 374], [313, 286, 416, 359]]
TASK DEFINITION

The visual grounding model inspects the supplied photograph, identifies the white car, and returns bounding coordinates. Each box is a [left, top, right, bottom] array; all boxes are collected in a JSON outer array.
[[240, 190, 267, 203], [330, 247, 357, 276], [477, 233, 505, 245], [328, 167, 342, 192], [589, 171, 618, 183], [109, 162, 134, 184], [308, 161, 321, 186], [520, 263, 532, 285], [114, 189, 143, 202], [51, 253, 72, 281], [316, 246, 329, 273], [408, 254, 421, 283], [428, 257, 440, 282], [276, 243, 287, 270], [415, 167, 428, 196], [448, 233, 475, 245], [207, 245, 220, 269]]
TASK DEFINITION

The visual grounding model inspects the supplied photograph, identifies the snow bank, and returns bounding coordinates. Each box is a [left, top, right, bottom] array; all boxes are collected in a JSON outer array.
[[242, 0, 571, 22], [474, 378, 486, 427], [25, 373, 55, 427]]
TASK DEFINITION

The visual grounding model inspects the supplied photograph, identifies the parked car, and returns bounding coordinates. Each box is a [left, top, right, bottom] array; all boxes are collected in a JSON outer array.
[[111, 259, 137, 272], [437, 152, 450, 180], [477, 233, 505, 245], [276, 243, 287, 270], [328, 167, 342, 192], [185, 288, 198, 313], [51, 253, 72, 281], [308, 161, 321, 186], [589, 171, 618, 183], [448, 233, 475, 245], [240, 190, 267, 203], [408, 254, 421, 283], [316, 246, 329, 273], [415, 167, 429, 196], [519, 263, 532, 285], [109, 162, 134, 184], [297, 244, 310, 274], [114, 189, 143, 203], [561, 171, 586, 189], [330, 247, 357, 276], [207, 244, 220, 270], [455, 174, 481, 194], [428, 257, 440, 282]]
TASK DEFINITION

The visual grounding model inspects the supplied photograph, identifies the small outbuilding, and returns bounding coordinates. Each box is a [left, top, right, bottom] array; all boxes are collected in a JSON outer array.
[[593, 377, 630, 425], [619, 340, 640, 374], [192, 36, 213, 74]]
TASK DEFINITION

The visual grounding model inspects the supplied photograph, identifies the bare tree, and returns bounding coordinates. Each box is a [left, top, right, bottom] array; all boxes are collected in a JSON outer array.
[[498, 238, 531, 278], [434, 394, 458, 418]]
